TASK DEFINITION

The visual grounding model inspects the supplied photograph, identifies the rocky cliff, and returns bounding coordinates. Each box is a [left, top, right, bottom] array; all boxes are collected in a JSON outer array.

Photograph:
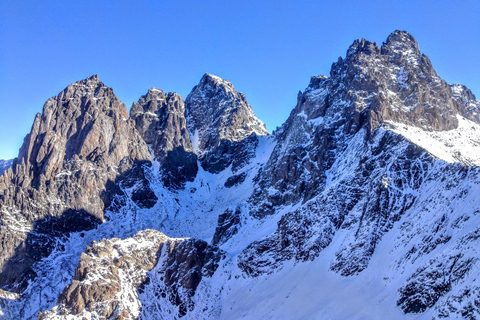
[[130, 89, 198, 188], [0, 75, 152, 292], [185, 73, 268, 173], [1, 31, 480, 320]]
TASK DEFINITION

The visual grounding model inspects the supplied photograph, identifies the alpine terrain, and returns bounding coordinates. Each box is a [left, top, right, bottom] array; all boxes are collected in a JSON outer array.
[[1, 30, 480, 319]]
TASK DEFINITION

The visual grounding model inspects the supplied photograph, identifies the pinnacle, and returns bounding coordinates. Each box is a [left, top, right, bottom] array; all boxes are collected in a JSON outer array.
[[198, 73, 235, 92], [346, 38, 380, 57], [382, 30, 420, 55]]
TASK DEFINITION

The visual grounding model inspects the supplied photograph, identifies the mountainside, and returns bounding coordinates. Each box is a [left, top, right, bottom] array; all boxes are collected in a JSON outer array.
[[1, 30, 480, 320]]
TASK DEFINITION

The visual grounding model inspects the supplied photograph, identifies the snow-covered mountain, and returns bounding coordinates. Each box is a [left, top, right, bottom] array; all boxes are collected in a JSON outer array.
[[1, 30, 480, 320]]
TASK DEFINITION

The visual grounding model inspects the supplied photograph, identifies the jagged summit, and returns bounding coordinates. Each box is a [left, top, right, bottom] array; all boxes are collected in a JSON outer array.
[[196, 73, 237, 95], [185, 73, 268, 173], [252, 30, 480, 217], [382, 30, 421, 56], [186, 73, 268, 144], [130, 87, 198, 188], [0, 75, 151, 293], [346, 38, 380, 58], [322, 30, 478, 133]]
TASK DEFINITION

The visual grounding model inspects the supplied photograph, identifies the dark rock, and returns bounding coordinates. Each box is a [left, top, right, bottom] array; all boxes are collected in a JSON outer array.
[[224, 172, 247, 188], [185, 73, 268, 173], [212, 207, 241, 245], [130, 89, 198, 188], [0, 75, 151, 292]]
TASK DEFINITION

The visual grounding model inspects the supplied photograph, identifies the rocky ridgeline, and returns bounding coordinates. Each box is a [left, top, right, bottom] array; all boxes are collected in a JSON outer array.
[[1, 30, 480, 320], [250, 30, 480, 217], [0, 75, 153, 293]]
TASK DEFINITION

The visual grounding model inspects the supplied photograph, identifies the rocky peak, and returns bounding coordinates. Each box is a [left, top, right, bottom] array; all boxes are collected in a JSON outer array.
[[13, 74, 145, 188], [346, 38, 380, 58], [186, 73, 268, 145], [130, 88, 198, 188], [450, 83, 480, 122], [251, 30, 478, 217], [381, 30, 421, 58], [0, 75, 152, 292], [185, 73, 268, 173]]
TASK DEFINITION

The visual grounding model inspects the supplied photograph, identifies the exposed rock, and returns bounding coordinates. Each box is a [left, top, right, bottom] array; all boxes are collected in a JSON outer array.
[[250, 30, 480, 217], [185, 73, 268, 173], [0, 75, 152, 292], [130, 89, 198, 188], [450, 83, 480, 123], [38, 229, 224, 320], [212, 207, 241, 245], [240, 129, 423, 276], [224, 172, 247, 188]]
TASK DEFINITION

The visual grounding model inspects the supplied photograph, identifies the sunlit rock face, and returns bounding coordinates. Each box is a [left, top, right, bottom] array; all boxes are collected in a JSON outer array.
[[0, 75, 152, 292], [185, 73, 268, 173]]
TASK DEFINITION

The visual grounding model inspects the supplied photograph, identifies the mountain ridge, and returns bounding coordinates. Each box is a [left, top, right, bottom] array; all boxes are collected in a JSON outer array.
[[1, 30, 480, 319]]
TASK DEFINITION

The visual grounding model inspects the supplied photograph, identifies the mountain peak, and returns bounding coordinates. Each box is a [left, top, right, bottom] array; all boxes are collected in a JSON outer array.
[[196, 73, 237, 97], [186, 73, 268, 144], [185, 73, 268, 172], [346, 38, 380, 58], [381, 30, 421, 58]]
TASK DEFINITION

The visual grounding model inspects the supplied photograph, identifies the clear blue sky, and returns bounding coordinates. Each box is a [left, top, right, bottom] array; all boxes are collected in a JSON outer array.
[[1, 0, 479, 159]]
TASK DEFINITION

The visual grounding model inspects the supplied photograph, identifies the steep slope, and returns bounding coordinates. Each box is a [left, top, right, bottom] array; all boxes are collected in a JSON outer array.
[[185, 73, 269, 173], [0, 75, 152, 293], [1, 30, 480, 320], [250, 30, 480, 216], [130, 89, 198, 188], [38, 229, 223, 320]]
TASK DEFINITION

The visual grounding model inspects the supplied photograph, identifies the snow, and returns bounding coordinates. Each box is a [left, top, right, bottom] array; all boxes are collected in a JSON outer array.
[[190, 129, 200, 154], [385, 115, 480, 166]]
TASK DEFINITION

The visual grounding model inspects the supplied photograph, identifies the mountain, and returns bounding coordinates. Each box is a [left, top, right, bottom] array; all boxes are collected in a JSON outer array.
[[1, 30, 480, 319], [0, 75, 152, 293], [130, 88, 198, 188], [185, 73, 269, 173]]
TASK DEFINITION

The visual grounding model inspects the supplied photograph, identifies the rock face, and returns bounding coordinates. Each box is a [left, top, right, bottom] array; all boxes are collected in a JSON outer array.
[[250, 30, 480, 217], [0, 75, 152, 292], [38, 229, 223, 320], [2, 31, 480, 320], [450, 83, 480, 123], [185, 73, 268, 173], [130, 89, 198, 188]]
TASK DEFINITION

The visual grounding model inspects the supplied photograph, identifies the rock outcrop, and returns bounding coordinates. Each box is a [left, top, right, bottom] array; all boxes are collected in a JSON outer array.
[[130, 89, 198, 188], [0, 75, 152, 292], [185, 73, 268, 173], [38, 229, 224, 320]]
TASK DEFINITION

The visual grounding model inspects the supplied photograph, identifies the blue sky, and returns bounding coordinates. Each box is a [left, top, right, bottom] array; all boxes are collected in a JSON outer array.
[[0, 0, 479, 159]]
